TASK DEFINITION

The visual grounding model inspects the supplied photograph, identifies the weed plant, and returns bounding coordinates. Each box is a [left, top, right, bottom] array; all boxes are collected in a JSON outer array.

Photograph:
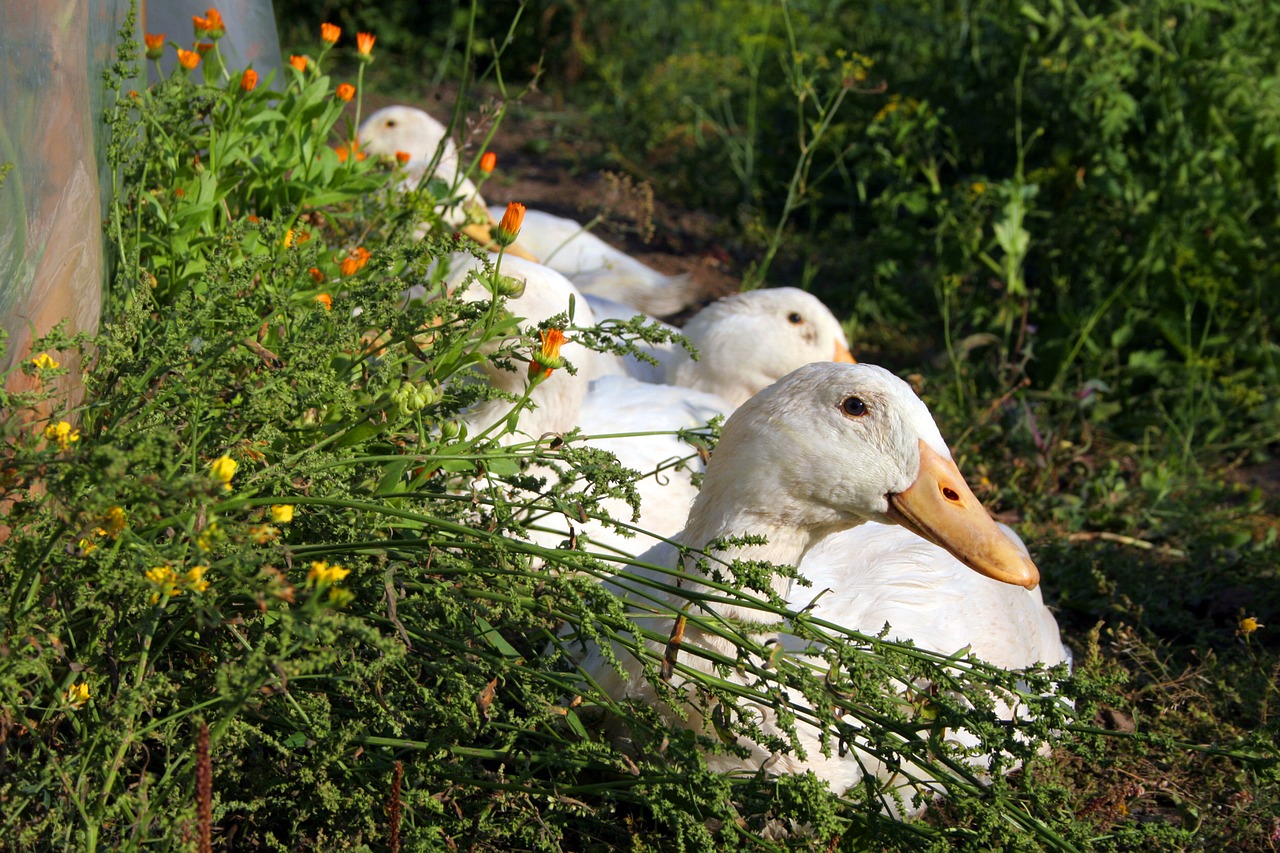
[[2, 3, 1277, 852]]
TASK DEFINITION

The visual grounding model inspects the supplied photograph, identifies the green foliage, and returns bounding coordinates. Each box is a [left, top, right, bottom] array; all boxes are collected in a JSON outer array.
[[4, 2, 1278, 850]]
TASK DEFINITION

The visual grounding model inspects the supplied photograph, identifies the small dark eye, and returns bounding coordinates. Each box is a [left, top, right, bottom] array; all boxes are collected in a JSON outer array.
[[385, 119, 398, 128], [787, 312, 803, 324], [841, 396, 867, 417]]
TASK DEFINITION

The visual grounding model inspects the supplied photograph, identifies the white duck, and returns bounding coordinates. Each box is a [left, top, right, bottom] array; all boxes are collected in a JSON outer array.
[[486, 205, 703, 318], [563, 362, 1041, 812], [357, 106, 541, 261]]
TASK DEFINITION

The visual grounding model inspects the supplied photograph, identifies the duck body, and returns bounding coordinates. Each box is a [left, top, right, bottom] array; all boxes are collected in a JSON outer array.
[[565, 363, 1042, 814], [488, 205, 702, 318]]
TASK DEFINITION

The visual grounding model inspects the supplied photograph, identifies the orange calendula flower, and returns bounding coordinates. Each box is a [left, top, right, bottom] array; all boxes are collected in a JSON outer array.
[[144, 33, 165, 60], [394, 150, 411, 165], [479, 151, 497, 174], [528, 328, 568, 380], [335, 83, 356, 102], [356, 32, 376, 58], [195, 42, 214, 56], [240, 68, 258, 91], [315, 293, 332, 310], [332, 142, 366, 164], [340, 255, 360, 277], [193, 8, 224, 39], [494, 201, 526, 246], [320, 22, 341, 44], [176, 48, 201, 70], [289, 54, 308, 73], [352, 246, 372, 269], [308, 267, 325, 284]]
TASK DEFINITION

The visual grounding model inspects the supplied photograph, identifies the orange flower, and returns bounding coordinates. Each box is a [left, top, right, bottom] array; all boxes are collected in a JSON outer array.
[[144, 33, 165, 60], [340, 255, 360, 276], [240, 68, 258, 91], [289, 54, 308, 73], [494, 201, 526, 245], [356, 32, 376, 57], [247, 214, 260, 223], [528, 328, 567, 380], [195, 42, 214, 56], [309, 267, 325, 284], [315, 293, 332, 311], [394, 150, 411, 165], [335, 83, 356, 102], [320, 22, 341, 44], [194, 8, 224, 39], [176, 48, 201, 70], [332, 142, 366, 163], [480, 151, 497, 174], [353, 246, 372, 269]]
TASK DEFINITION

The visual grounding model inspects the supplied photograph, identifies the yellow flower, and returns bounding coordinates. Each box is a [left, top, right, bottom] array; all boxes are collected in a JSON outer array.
[[100, 506, 127, 538], [248, 524, 278, 544], [528, 328, 567, 380], [65, 682, 91, 707], [210, 455, 237, 489], [271, 504, 295, 523], [493, 201, 526, 246], [196, 521, 221, 551], [1239, 616, 1263, 635], [320, 22, 341, 44], [335, 82, 356, 102], [31, 352, 59, 370], [78, 537, 98, 555], [146, 566, 182, 602], [969, 181, 987, 196], [43, 421, 80, 451], [308, 560, 351, 585], [186, 565, 210, 593]]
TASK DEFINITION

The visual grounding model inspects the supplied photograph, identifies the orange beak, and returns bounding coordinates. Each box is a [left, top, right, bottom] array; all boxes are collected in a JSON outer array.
[[833, 339, 857, 363], [883, 440, 1040, 589]]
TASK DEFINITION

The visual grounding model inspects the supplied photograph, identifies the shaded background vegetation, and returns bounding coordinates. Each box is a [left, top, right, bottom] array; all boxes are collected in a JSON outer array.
[[273, 0, 1280, 845]]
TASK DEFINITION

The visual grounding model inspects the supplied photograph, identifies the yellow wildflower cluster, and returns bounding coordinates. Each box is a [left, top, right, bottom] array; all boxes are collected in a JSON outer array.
[[307, 560, 350, 585], [873, 94, 922, 124], [270, 505, 295, 523], [31, 353, 60, 370], [43, 421, 80, 451], [145, 565, 211, 603], [99, 506, 127, 538]]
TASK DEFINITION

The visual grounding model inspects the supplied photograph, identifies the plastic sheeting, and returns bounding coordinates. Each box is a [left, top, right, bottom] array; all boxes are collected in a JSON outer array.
[[0, 1, 282, 409]]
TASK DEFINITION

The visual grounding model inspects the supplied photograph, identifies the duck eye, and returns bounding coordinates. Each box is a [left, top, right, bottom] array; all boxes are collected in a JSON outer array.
[[841, 396, 867, 417], [385, 120, 397, 128], [787, 312, 803, 324]]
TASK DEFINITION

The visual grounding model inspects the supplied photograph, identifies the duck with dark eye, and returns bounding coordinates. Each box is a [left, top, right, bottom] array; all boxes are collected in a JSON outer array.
[[570, 362, 1040, 814], [841, 395, 867, 417], [787, 311, 803, 324]]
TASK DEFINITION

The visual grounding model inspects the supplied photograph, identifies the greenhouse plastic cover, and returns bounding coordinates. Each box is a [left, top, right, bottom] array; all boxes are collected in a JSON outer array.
[[0, 1, 281, 404]]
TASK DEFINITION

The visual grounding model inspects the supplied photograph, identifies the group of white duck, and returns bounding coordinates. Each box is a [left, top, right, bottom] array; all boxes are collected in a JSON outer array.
[[358, 105, 1071, 818]]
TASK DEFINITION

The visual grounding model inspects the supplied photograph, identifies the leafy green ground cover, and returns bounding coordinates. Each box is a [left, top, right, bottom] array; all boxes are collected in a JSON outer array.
[[2, 1, 1277, 850]]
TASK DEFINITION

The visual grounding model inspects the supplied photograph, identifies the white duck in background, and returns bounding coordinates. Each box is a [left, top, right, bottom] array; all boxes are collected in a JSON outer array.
[[486, 205, 704, 318], [358, 106, 539, 261], [565, 362, 1041, 813]]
